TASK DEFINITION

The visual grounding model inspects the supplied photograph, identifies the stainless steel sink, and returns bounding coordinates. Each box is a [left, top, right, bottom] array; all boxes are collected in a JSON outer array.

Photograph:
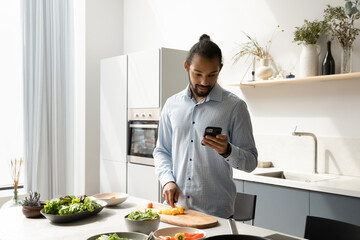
[[255, 171, 336, 182]]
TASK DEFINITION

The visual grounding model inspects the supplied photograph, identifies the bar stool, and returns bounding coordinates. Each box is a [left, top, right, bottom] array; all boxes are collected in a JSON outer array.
[[233, 192, 257, 225]]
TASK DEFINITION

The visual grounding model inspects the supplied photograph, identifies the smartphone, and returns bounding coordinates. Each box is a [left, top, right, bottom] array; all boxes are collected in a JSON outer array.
[[203, 126, 222, 138]]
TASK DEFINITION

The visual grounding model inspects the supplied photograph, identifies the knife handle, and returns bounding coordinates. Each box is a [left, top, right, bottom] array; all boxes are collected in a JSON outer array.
[[228, 218, 239, 234]]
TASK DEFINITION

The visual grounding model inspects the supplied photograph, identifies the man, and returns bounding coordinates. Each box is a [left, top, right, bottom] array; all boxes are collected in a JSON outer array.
[[153, 34, 258, 218]]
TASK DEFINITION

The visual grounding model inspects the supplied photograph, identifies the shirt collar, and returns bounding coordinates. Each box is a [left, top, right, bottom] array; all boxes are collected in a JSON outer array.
[[183, 83, 222, 103]]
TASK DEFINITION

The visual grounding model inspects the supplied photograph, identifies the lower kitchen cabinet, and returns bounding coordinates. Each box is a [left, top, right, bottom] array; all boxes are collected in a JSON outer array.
[[310, 191, 360, 226], [243, 181, 309, 237], [234, 180, 244, 192], [235, 179, 360, 238], [127, 162, 161, 202]]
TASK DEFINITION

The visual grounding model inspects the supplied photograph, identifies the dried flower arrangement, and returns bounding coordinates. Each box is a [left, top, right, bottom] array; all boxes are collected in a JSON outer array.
[[11, 157, 23, 193], [232, 25, 284, 64]]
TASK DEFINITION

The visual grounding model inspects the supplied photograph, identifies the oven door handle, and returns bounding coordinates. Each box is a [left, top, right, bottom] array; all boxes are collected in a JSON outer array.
[[129, 124, 158, 129]]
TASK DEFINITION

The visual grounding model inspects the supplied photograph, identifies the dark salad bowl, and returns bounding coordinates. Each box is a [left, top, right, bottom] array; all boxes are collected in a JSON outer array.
[[41, 199, 107, 223]]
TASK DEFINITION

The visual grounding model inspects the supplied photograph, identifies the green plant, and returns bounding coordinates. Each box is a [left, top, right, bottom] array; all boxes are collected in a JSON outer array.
[[324, 3, 360, 48], [293, 19, 328, 45], [232, 26, 283, 64], [345, 0, 360, 16], [23, 191, 41, 207]]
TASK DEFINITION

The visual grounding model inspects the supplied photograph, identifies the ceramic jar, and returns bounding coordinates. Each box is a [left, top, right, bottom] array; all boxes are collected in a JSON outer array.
[[299, 44, 321, 77], [256, 58, 273, 80], [22, 205, 45, 218]]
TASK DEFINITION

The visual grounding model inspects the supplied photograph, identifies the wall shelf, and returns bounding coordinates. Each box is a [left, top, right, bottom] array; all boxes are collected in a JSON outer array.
[[228, 72, 360, 87]]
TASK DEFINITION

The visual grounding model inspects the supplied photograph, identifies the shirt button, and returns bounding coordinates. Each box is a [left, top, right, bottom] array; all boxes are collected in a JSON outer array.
[[191, 140, 193, 142], [192, 121, 195, 124], [189, 158, 192, 161], [187, 196, 190, 199], [188, 177, 191, 180]]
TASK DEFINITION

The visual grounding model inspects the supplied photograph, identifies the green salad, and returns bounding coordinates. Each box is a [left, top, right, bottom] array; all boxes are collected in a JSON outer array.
[[44, 195, 101, 215], [96, 233, 132, 240], [126, 208, 159, 221]]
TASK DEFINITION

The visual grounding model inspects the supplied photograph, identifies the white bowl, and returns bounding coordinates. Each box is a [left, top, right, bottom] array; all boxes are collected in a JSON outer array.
[[92, 192, 128, 207], [154, 227, 206, 240]]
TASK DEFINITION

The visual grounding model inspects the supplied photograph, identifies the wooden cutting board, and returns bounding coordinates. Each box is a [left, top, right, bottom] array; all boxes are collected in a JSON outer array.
[[137, 203, 218, 229]]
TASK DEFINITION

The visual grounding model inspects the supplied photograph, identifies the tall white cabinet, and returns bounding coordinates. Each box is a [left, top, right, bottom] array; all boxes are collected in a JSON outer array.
[[127, 48, 188, 202], [127, 48, 188, 109], [100, 48, 188, 200], [100, 56, 128, 193]]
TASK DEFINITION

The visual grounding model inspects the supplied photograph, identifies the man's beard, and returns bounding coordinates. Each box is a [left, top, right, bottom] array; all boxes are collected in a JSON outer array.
[[188, 74, 214, 98]]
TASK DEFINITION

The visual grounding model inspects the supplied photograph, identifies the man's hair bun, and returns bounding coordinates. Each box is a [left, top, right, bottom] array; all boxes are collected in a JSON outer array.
[[199, 34, 210, 42]]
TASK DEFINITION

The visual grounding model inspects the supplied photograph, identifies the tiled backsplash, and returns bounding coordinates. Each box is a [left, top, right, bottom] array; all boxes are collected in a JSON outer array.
[[254, 135, 360, 177]]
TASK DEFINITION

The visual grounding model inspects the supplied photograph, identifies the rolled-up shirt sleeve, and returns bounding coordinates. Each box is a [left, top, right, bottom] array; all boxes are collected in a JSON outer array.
[[225, 101, 258, 172], [153, 102, 176, 187]]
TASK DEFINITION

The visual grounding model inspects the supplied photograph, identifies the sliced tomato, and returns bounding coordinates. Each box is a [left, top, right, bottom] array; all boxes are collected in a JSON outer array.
[[183, 232, 205, 239]]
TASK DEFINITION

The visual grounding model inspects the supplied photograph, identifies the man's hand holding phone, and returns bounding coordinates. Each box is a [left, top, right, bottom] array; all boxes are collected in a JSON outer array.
[[202, 127, 230, 157]]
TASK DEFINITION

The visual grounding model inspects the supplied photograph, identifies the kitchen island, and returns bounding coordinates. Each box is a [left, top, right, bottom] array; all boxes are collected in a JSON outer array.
[[0, 196, 304, 240]]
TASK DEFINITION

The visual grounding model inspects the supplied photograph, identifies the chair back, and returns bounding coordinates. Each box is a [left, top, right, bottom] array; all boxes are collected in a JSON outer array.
[[304, 215, 360, 240], [233, 192, 257, 225]]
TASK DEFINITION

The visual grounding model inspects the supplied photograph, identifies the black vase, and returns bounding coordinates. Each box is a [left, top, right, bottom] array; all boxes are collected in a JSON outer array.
[[322, 41, 335, 75]]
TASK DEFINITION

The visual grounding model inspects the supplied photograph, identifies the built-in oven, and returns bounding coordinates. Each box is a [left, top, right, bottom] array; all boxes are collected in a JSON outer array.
[[127, 108, 160, 166]]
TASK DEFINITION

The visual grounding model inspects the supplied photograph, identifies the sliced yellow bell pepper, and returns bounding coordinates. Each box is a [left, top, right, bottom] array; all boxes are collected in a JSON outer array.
[[174, 233, 185, 240], [171, 208, 180, 215]]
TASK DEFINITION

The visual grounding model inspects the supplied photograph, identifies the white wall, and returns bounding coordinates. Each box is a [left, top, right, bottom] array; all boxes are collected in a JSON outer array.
[[84, 0, 124, 195], [123, 0, 360, 176]]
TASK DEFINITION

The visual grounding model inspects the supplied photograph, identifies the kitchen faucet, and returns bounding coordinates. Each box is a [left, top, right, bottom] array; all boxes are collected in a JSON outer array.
[[292, 126, 318, 174]]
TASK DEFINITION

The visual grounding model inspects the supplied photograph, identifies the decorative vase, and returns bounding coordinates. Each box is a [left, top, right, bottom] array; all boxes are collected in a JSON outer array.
[[1, 190, 22, 208], [256, 58, 273, 80], [299, 44, 321, 78], [341, 45, 352, 74]]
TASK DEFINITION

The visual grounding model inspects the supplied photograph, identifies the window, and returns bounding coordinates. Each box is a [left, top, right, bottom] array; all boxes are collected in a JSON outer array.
[[0, 1, 24, 189]]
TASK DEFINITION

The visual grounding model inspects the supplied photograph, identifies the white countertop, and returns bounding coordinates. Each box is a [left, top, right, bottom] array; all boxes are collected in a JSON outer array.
[[233, 167, 360, 198], [0, 196, 304, 240]]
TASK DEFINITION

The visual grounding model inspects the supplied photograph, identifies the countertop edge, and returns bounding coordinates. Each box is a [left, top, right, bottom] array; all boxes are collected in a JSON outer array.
[[233, 168, 360, 198]]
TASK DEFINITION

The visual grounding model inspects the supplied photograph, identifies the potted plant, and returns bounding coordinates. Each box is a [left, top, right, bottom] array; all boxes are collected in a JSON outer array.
[[324, 2, 360, 73], [293, 19, 328, 77], [232, 26, 283, 80], [22, 191, 45, 218]]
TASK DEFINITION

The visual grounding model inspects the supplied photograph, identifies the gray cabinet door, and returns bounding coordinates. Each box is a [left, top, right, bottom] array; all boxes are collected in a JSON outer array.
[[234, 180, 244, 192], [244, 181, 309, 237], [310, 191, 360, 226]]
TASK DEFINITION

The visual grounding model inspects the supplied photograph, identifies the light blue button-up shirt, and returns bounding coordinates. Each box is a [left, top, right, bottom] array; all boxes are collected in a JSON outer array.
[[153, 83, 258, 218]]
